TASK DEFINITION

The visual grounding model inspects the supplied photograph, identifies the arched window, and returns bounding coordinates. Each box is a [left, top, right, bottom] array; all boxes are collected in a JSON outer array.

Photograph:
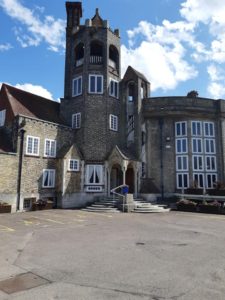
[[109, 45, 119, 72], [75, 43, 84, 67], [90, 40, 103, 64]]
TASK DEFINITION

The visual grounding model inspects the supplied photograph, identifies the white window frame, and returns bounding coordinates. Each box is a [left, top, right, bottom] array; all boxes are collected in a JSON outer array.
[[204, 122, 214, 137], [205, 156, 217, 171], [193, 173, 204, 188], [26, 135, 40, 156], [206, 173, 217, 189], [191, 121, 202, 136], [44, 139, 56, 158], [192, 138, 203, 153], [85, 165, 103, 185], [175, 122, 187, 137], [72, 76, 82, 97], [176, 173, 189, 189], [204, 138, 215, 154], [72, 113, 81, 129], [176, 155, 188, 171], [110, 114, 118, 131], [176, 138, 187, 154], [0, 109, 6, 127], [42, 169, 55, 188], [89, 74, 103, 94], [68, 159, 79, 171], [192, 155, 204, 171], [109, 78, 119, 98]]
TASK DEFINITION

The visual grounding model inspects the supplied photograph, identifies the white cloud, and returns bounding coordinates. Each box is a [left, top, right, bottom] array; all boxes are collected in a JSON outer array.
[[207, 82, 225, 99], [180, 0, 225, 63], [0, 0, 65, 52], [0, 43, 12, 51], [122, 20, 198, 92], [15, 83, 53, 99]]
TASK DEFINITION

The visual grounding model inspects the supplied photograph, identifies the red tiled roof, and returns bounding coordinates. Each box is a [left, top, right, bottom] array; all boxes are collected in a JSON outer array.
[[1, 84, 65, 125]]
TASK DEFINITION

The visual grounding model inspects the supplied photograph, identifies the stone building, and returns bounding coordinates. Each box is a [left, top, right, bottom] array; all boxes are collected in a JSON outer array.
[[0, 1, 225, 212]]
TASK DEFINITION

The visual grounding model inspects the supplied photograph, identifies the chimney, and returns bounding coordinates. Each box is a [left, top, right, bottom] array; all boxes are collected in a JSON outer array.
[[66, 2, 82, 28]]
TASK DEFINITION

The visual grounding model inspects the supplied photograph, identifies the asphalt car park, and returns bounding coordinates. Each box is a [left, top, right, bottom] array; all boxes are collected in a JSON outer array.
[[0, 209, 225, 299]]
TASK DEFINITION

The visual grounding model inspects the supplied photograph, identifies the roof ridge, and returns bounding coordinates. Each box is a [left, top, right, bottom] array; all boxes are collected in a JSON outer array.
[[3, 83, 57, 104]]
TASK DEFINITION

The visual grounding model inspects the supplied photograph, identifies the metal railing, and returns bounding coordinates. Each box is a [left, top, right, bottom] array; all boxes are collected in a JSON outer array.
[[90, 56, 103, 64], [110, 184, 129, 213]]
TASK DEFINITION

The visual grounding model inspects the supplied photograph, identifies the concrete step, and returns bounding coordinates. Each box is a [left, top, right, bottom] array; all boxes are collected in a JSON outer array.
[[82, 207, 120, 213], [91, 204, 115, 208], [134, 207, 170, 213]]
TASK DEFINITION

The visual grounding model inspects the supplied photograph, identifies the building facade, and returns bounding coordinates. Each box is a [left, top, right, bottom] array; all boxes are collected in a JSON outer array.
[[1, 1, 225, 212]]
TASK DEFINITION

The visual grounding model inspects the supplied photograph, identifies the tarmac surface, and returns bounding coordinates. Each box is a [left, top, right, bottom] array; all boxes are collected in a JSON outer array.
[[0, 209, 225, 299]]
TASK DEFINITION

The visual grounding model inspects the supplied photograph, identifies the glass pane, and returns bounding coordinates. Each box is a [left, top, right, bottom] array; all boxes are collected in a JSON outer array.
[[182, 139, 186, 152], [177, 140, 181, 153], [182, 123, 186, 135], [78, 78, 82, 94], [115, 82, 118, 98], [192, 122, 196, 135], [74, 79, 77, 95], [183, 174, 188, 188], [199, 175, 203, 188], [90, 76, 95, 92], [97, 76, 102, 93], [178, 174, 182, 188], [176, 123, 180, 136], [177, 157, 182, 170]]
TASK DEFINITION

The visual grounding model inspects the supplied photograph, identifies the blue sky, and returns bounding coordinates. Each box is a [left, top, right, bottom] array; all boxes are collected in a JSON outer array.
[[1, 0, 225, 100]]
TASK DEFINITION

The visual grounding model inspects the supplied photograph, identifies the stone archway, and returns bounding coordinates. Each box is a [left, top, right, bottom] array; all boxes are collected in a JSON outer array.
[[126, 165, 134, 193], [110, 164, 123, 191]]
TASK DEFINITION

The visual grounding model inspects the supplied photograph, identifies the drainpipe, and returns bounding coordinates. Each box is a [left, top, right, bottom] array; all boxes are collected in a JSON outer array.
[[159, 118, 164, 202], [17, 128, 26, 211]]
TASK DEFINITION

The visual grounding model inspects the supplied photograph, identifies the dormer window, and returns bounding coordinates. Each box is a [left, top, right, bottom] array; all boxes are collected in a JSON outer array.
[[0, 109, 6, 127]]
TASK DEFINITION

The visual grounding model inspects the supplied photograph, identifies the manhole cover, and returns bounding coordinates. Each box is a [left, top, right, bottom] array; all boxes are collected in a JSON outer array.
[[0, 272, 50, 294]]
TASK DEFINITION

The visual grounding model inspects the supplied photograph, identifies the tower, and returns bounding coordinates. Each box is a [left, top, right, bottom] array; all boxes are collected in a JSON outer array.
[[61, 2, 122, 162]]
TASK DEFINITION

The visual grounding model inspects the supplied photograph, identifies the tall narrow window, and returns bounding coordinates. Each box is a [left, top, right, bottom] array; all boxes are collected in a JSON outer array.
[[89, 75, 103, 94], [72, 76, 82, 96], [191, 121, 202, 136], [42, 169, 55, 188], [72, 113, 81, 129], [176, 173, 189, 189], [0, 109, 6, 127], [204, 122, 214, 137], [26, 136, 40, 156], [44, 139, 56, 157], [175, 122, 187, 137], [110, 114, 118, 131], [109, 79, 119, 98]]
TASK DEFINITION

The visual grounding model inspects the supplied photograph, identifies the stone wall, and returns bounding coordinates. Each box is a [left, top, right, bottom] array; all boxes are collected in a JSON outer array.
[[0, 152, 18, 212]]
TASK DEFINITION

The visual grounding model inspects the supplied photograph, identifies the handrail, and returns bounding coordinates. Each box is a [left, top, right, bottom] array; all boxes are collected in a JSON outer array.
[[110, 184, 129, 213], [110, 184, 129, 197]]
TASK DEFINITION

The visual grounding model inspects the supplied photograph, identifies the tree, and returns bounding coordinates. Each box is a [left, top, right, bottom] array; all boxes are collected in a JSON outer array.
[[187, 90, 198, 98]]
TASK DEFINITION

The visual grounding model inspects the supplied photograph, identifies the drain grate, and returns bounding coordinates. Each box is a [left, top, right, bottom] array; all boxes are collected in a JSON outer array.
[[0, 272, 50, 294]]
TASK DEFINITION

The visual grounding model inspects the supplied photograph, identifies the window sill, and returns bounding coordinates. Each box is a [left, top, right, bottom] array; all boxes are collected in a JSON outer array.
[[24, 154, 40, 158]]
